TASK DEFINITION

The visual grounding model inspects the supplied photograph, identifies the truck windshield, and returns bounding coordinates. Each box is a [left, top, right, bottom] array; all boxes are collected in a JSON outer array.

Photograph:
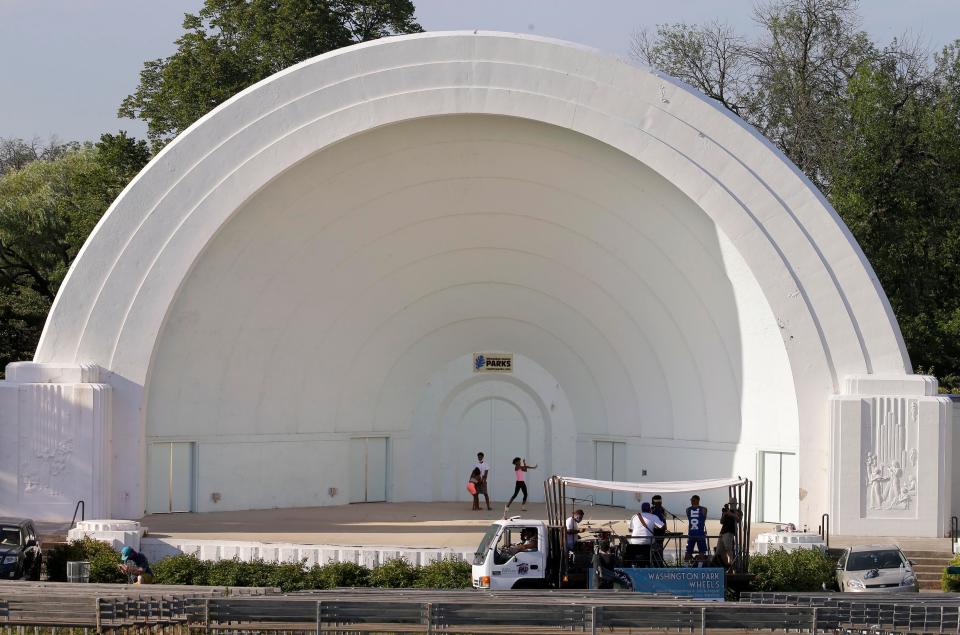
[[474, 524, 501, 565]]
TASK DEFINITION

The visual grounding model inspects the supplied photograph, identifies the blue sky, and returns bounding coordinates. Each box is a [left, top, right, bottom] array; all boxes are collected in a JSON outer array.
[[2, 0, 958, 142]]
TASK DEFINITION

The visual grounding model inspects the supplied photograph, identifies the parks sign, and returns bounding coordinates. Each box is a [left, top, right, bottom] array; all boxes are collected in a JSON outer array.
[[473, 353, 513, 373]]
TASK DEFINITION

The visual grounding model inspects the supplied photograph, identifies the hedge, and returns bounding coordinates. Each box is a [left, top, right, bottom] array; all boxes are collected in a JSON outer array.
[[45, 537, 126, 583], [943, 553, 960, 592], [748, 547, 836, 592], [151, 554, 470, 591], [45, 538, 471, 590]]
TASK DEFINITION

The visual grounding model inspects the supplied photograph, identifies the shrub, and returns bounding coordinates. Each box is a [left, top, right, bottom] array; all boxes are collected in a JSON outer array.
[[309, 561, 370, 589], [45, 541, 87, 582], [73, 550, 472, 590], [266, 560, 311, 592], [369, 557, 418, 588], [415, 558, 471, 589], [206, 558, 278, 588], [749, 548, 835, 592], [45, 537, 125, 583], [943, 553, 960, 592], [152, 553, 210, 585]]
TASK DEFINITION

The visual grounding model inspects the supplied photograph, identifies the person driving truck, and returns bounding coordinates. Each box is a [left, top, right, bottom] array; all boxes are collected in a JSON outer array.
[[507, 528, 538, 555]]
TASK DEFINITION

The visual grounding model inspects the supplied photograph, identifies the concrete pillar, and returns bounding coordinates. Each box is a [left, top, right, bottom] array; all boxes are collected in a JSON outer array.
[[0, 362, 111, 521], [830, 375, 953, 537]]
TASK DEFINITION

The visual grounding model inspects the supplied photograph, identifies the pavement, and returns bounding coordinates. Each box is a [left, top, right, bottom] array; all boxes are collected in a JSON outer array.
[[134, 502, 957, 553]]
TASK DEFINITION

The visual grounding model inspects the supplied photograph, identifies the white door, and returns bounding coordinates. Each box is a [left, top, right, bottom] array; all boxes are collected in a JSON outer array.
[[780, 452, 799, 524], [760, 451, 798, 523], [349, 437, 388, 503], [146, 442, 195, 513], [594, 441, 627, 507], [457, 399, 528, 503]]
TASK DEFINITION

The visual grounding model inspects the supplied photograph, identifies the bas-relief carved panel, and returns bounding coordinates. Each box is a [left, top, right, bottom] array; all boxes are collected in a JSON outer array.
[[862, 397, 919, 518], [19, 385, 77, 503]]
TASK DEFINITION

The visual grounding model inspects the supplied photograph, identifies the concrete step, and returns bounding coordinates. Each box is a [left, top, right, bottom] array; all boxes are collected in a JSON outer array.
[[902, 548, 953, 591], [908, 556, 952, 564], [902, 549, 955, 559]]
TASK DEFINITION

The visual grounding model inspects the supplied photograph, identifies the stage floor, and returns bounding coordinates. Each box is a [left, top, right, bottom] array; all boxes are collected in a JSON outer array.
[[138, 502, 954, 552]]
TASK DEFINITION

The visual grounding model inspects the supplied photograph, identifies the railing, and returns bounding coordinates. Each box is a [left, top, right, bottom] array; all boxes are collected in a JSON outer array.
[[2, 586, 960, 633], [952, 515, 958, 554], [741, 591, 960, 634], [70, 499, 85, 529], [819, 512, 830, 548], [195, 597, 827, 634]]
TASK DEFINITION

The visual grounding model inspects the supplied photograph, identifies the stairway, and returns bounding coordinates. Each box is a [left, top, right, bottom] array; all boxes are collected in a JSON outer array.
[[902, 548, 956, 590]]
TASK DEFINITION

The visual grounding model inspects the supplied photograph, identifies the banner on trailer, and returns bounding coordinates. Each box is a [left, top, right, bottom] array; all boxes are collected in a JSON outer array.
[[615, 567, 725, 600]]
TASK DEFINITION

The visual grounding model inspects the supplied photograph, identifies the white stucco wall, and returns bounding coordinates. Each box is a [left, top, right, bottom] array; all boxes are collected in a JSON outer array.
[[0, 32, 928, 529], [142, 115, 798, 514]]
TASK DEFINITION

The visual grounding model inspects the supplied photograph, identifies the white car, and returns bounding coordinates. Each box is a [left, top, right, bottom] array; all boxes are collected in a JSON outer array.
[[836, 545, 918, 593]]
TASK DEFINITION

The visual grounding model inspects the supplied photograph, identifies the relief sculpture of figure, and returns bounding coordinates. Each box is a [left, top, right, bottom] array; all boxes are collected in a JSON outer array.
[[884, 461, 903, 509], [865, 453, 886, 509], [894, 475, 917, 509]]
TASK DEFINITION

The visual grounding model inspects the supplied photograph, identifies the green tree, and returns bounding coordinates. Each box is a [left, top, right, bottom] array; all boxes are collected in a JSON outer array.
[[633, 1, 960, 390], [747, 0, 875, 191], [0, 133, 150, 376], [633, 0, 875, 193], [0, 136, 78, 177], [119, 0, 422, 147], [831, 47, 960, 391], [632, 21, 750, 117]]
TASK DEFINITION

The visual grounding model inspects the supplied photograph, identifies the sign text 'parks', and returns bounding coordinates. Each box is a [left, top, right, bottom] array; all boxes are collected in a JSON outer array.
[[473, 353, 513, 373]]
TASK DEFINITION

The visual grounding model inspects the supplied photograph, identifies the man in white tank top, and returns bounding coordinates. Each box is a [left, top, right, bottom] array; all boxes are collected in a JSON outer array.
[[475, 452, 491, 510]]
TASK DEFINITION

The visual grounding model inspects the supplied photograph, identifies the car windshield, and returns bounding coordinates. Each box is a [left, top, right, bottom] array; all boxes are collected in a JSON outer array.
[[846, 549, 904, 571], [474, 524, 502, 565], [0, 527, 21, 546]]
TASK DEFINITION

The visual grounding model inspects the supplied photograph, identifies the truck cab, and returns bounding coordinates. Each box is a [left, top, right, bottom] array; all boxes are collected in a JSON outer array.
[[472, 518, 551, 589]]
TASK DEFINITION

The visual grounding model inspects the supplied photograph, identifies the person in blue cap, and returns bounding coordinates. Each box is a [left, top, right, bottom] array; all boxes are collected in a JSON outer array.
[[119, 546, 153, 584]]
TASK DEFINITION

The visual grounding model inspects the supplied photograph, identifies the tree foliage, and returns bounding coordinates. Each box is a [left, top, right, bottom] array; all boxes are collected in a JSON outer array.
[[119, 0, 422, 146], [633, 22, 750, 116], [633, 0, 875, 192], [0, 136, 78, 178], [634, 0, 960, 391], [0, 133, 149, 375], [830, 46, 960, 390]]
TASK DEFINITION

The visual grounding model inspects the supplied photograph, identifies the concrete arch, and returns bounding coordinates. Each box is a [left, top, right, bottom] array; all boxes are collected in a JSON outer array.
[[407, 353, 576, 505], [30, 32, 910, 522]]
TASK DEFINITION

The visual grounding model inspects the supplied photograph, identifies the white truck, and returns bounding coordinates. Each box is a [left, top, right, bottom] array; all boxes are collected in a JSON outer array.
[[471, 516, 553, 590], [472, 475, 753, 590]]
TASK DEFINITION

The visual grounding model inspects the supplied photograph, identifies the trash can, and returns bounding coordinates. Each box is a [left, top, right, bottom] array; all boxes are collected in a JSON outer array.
[[66, 560, 90, 583]]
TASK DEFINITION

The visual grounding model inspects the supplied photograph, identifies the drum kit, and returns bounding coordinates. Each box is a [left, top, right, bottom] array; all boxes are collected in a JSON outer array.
[[574, 518, 685, 566], [574, 520, 620, 553]]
